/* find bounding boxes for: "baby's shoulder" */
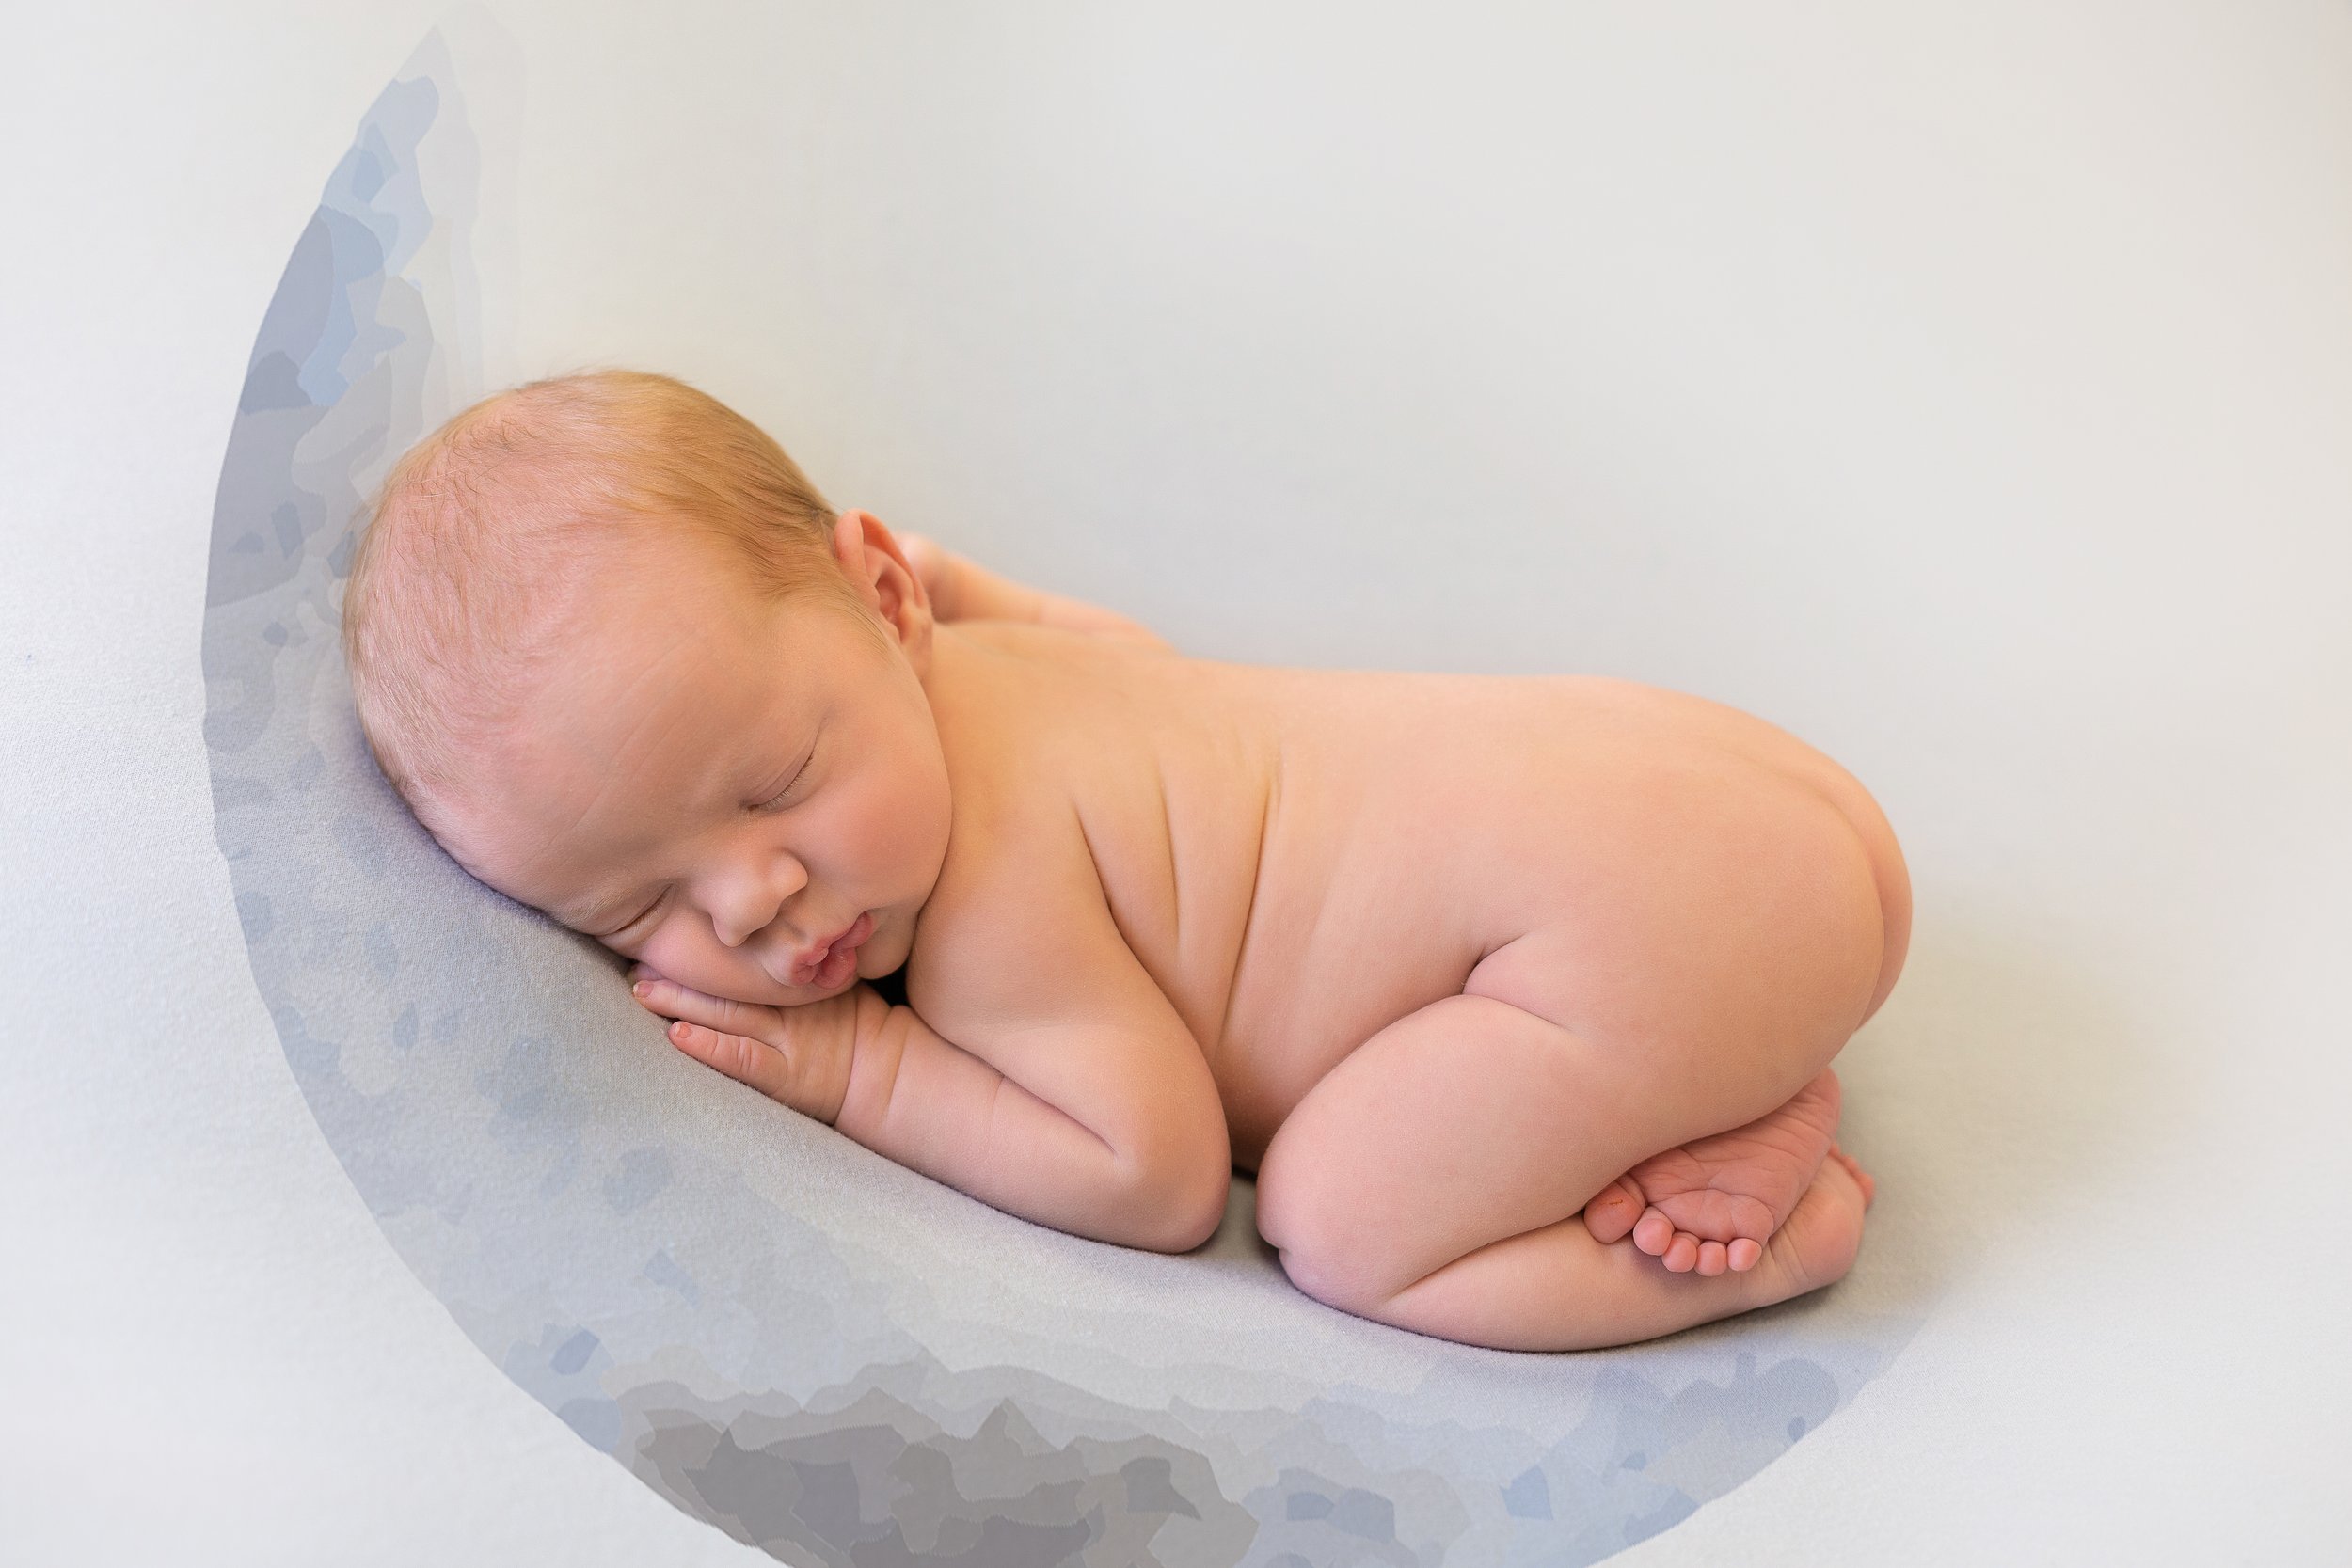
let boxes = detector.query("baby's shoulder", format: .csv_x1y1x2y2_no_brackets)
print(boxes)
900,750,1120,1030
929,621,1186,792
908,630,1177,999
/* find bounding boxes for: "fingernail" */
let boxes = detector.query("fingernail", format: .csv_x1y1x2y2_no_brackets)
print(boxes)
631,981,649,997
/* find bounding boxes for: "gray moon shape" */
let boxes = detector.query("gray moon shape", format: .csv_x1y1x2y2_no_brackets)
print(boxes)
199,20,1922,1567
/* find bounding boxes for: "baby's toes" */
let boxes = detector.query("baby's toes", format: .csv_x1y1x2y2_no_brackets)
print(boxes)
1661,1231,1702,1273
1726,1237,1764,1273
1631,1208,1677,1258
1695,1240,1730,1276
1582,1179,1645,1244
1652,1189,1778,1248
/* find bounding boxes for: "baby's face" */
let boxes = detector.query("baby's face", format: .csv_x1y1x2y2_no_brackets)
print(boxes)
427,525,951,1006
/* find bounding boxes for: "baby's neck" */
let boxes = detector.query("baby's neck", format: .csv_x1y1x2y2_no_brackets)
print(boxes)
918,619,981,705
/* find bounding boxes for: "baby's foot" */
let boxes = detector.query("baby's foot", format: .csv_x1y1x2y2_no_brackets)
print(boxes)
1581,1069,1843,1275
1825,1144,1875,1208
1746,1143,1874,1299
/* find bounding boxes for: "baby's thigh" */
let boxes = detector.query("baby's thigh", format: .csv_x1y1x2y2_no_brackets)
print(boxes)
1252,992,1625,1310
1649,690,1915,1023
1470,772,1886,1108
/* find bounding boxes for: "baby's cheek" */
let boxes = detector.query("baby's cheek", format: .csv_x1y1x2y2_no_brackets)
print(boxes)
628,923,693,985
632,922,751,1001
858,763,946,877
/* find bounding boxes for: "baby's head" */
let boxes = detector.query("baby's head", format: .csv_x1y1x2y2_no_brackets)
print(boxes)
342,369,951,1004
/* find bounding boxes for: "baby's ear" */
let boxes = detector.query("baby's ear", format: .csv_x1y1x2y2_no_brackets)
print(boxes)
834,510,933,660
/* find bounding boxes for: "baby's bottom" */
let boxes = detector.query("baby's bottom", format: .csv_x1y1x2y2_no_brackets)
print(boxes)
1254,819,1898,1352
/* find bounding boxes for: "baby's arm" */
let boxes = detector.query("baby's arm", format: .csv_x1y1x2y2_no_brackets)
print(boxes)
834,978,1223,1251
900,532,1171,651
636,812,1229,1251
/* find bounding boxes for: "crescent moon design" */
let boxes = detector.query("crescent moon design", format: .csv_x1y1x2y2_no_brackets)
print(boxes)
199,18,1917,1561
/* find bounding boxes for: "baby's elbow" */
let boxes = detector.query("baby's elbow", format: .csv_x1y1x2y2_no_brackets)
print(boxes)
1174,1155,1234,1250
1132,1161,1232,1254
1118,1125,1232,1253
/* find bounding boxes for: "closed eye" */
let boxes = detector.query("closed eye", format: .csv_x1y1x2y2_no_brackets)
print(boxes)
589,889,665,942
754,746,815,813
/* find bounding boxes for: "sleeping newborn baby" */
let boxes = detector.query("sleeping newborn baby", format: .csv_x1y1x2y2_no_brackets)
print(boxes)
341,369,1911,1354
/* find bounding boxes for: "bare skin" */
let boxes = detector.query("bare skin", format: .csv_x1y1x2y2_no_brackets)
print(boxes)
429,512,1912,1353
1582,1069,1846,1275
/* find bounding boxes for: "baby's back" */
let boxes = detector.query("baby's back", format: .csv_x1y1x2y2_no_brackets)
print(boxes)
909,620,1886,1170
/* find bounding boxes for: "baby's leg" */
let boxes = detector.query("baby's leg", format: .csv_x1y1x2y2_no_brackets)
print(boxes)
1254,993,1863,1351
1255,807,1886,1349
1389,1145,1871,1353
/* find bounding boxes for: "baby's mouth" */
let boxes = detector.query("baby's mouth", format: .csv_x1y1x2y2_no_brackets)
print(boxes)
791,911,874,989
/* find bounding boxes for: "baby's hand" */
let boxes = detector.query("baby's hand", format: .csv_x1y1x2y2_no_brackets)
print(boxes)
628,969,866,1125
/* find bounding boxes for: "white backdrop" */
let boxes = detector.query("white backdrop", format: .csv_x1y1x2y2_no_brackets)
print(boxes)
5,3,2347,1561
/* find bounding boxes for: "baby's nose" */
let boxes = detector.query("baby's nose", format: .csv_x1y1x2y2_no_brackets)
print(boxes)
707,854,807,947
711,902,776,949
704,883,767,947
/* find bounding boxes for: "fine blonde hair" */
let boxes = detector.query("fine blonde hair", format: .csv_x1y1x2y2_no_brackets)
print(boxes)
340,369,864,816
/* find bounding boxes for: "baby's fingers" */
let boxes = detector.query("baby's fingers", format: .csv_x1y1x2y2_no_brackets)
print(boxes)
663,1019,798,1104
631,977,781,1043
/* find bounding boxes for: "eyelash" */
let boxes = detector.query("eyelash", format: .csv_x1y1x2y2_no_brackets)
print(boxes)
755,751,814,813
598,891,663,940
